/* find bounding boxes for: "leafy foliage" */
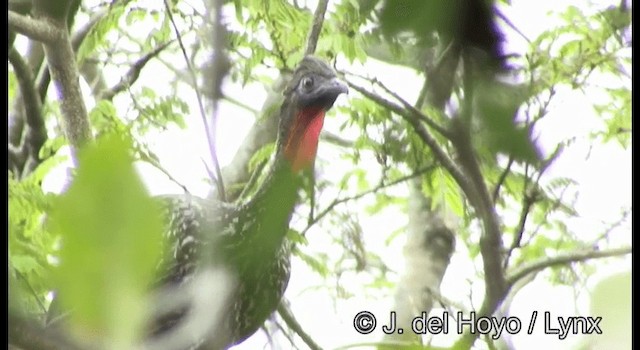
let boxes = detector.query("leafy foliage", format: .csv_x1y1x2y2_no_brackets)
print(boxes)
9,156,63,315
8,0,630,349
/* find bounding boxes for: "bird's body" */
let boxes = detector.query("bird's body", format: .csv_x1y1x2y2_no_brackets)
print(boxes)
149,56,348,349
153,194,292,347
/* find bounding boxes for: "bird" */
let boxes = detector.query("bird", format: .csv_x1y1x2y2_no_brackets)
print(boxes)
149,56,348,349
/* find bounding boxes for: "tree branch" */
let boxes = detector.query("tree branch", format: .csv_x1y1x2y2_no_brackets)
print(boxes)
8,111,26,150
495,8,531,44
277,302,322,350
385,179,456,346
99,41,174,101
222,95,259,115
31,1,92,164
454,246,631,349
9,4,100,178
8,10,59,43
137,151,190,194
305,0,329,56
505,195,534,262
450,58,514,350
8,47,46,177
491,156,514,203
36,8,105,109
352,33,510,350
342,71,451,139
346,81,480,208
506,247,632,288
321,130,354,148
74,10,109,96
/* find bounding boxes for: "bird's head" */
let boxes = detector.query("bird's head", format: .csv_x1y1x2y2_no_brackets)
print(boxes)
278,56,348,173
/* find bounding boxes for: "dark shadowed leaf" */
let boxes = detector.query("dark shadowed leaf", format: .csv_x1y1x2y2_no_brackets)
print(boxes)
378,0,455,44
475,80,541,164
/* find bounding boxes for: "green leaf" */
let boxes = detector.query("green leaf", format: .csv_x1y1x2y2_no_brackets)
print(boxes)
287,229,308,246
77,4,126,64
233,0,244,23
39,136,67,159
586,271,631,349
89,100,125,135
295,249,329,278
134,93,189,133
49,136,162,348
125,7,147,26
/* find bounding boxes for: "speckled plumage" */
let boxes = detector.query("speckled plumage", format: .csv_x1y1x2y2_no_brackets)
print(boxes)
149,57,347,349
153,194,292,348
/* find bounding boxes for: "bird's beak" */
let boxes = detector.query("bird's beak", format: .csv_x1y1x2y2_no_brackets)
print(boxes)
325,78,349,96
306,78,348,110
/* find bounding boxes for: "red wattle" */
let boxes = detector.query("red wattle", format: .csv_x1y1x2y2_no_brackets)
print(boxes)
284,108,326,172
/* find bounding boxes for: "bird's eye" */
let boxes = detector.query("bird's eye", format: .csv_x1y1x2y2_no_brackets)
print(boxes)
301,76,314,90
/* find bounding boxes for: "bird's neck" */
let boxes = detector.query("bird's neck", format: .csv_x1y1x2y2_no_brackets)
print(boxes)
237,158,299,261
241,106,325,252
282,106,326,173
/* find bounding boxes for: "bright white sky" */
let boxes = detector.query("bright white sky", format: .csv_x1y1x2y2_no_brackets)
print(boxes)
39,0,630,349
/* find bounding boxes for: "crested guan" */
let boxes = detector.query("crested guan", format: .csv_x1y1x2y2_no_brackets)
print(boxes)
151,56,348,349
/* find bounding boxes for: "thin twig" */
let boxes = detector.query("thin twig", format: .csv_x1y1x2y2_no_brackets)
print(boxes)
342,70,451,139
495,8,532,44
12,268,47,315
163,0,226,201
491,156,514,203
525,185,571,245
222,95,259,115
270,318,297,349
588,209,631,246
506,247,632,287
414,69,431,111
140,153,190,194
502,190,536,269
277,302,323,350
100,40,174,100
301,165,435,236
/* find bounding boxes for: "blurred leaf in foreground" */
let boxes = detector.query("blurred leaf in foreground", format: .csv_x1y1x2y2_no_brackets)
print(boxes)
49,136,162,348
